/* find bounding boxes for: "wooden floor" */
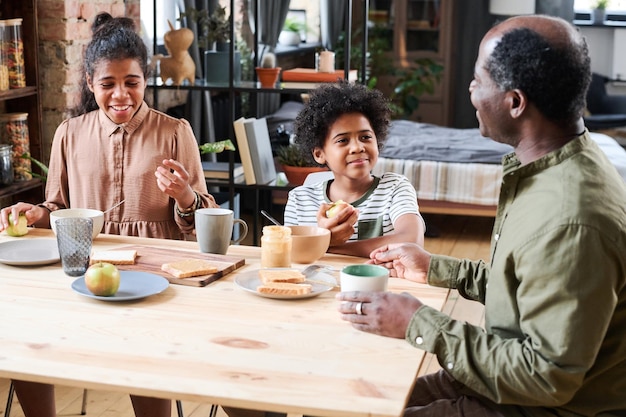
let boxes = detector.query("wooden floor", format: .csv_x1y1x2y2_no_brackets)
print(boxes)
0,213,493,417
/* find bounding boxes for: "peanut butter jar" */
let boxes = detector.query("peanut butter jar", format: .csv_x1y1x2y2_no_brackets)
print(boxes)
261,225,292,268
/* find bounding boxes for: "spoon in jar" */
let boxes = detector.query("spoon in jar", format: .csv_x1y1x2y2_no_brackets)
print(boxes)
261,210,282,226
103,199,125,214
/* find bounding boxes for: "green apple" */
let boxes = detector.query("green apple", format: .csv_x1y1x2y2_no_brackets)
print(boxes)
326,200,351,218
6,213,28,237
84,262,121,296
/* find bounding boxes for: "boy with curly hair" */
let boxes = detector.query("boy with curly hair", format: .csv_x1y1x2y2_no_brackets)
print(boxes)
283,81,424,257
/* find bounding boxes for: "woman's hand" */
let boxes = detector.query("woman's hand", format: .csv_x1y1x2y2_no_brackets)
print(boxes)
0,203,47,231
317,203,358,246
369,243,431,283
155,159,195,209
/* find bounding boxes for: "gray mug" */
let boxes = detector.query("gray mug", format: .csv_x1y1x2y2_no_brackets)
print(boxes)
195,208,248,254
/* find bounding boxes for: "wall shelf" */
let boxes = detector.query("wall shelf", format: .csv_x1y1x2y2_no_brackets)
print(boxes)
0,0,44,205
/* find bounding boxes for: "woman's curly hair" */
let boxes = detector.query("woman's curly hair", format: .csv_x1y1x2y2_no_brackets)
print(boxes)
293,80,391,166
69,12,149,117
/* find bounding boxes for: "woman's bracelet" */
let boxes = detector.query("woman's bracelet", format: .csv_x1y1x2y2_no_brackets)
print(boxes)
37,204,52,213
175,191,201,218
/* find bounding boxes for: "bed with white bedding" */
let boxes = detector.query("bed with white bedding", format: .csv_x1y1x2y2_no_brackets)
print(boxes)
372,120,626,217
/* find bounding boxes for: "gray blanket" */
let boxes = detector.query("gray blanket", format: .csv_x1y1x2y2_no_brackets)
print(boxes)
380,120,514,164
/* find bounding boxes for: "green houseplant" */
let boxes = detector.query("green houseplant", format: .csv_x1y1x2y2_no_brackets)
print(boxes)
278,17,306,46
179,5,230,50
180,6,241,84
591,0,609,23
335,26,443,119
276,144,328,186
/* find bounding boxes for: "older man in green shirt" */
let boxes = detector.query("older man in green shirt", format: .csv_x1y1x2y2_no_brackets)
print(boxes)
337,14,626,417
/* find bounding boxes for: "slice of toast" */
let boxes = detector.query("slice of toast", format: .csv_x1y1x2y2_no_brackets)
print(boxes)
90,250,138,265
258,269,305,284
161,259,219,278
257,282,312,296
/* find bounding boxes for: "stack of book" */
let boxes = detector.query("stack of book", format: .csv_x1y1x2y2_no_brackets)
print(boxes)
233,117,277,185
202,161,244,183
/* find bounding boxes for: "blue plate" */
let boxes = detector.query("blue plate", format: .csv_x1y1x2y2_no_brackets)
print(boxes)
71,271,169,301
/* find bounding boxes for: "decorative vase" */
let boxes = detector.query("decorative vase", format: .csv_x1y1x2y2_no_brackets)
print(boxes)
204,49,241,84
281,165,329,186
255,67,282,88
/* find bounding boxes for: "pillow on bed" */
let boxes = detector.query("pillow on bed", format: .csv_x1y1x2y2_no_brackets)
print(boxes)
266,101,305,149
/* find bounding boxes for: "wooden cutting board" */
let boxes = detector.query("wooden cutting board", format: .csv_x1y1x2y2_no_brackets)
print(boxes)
113,245,245,287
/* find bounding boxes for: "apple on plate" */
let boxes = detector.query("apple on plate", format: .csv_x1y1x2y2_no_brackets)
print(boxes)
6,213,28,237
84,262,121,296
326,200,352,218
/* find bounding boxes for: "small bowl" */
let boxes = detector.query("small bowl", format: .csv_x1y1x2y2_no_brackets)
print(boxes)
288,225,331,264
50,208,105,239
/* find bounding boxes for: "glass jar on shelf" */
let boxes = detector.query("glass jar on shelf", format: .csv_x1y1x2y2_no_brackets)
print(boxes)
3,18,26,89
0,112,31,181
0,143,13,185
0,20,9,91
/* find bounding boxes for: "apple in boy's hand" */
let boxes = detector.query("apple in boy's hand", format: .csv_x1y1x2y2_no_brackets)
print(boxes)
84,262,121,296
326,200,351,218
6,213,28,237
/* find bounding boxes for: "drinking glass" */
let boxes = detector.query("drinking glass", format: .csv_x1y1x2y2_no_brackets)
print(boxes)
55,217,93,277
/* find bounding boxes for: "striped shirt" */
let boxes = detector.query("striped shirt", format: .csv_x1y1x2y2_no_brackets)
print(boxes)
284,172,421,241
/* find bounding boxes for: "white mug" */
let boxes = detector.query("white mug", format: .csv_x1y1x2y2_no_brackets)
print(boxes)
340,264,389,292
195,208,248,254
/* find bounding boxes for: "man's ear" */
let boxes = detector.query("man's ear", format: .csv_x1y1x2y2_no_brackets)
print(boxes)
507,89,527,119
313,147,325,165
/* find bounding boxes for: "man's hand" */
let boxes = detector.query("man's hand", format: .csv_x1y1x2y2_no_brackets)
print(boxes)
369,243,431,283
336,291,423,338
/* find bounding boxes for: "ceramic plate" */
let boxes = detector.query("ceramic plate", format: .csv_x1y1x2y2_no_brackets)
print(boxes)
234,268,336,300
0,238,60,266
71,271,169,301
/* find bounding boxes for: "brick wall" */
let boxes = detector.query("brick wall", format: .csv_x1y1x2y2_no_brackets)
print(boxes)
37,0,140,163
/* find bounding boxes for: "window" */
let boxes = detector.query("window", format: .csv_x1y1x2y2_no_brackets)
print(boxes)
574,0,626,11
140,0,183,54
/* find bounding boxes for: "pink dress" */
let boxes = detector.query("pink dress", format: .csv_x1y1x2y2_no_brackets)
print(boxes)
41,102,216,240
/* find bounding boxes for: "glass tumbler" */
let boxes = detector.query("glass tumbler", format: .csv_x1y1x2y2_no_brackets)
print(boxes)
55,217,93,277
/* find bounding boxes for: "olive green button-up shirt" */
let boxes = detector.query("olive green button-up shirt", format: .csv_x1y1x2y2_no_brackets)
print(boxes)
406,132,626,416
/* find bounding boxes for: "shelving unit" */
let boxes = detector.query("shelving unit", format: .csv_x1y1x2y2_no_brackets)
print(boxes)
150,0,366,243
366,0,455,125
0,0,44,204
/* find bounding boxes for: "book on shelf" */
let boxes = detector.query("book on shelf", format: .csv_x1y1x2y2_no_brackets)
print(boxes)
281,68,358,83
243,117,277,185
202,161,244,180
233,117,256,185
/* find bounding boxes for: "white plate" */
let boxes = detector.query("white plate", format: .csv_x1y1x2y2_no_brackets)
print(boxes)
0,238,60,266
71,271,169,301
234,269,336,300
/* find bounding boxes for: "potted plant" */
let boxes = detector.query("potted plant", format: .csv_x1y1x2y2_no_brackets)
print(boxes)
278,17,305,46
180,6,230,50
180,6,240,84
389,58,444,119
255,52,281,88
276,144,328,186
592,0,609,24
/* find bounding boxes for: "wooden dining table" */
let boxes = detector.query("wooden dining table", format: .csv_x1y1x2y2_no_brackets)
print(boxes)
0,229,450,417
